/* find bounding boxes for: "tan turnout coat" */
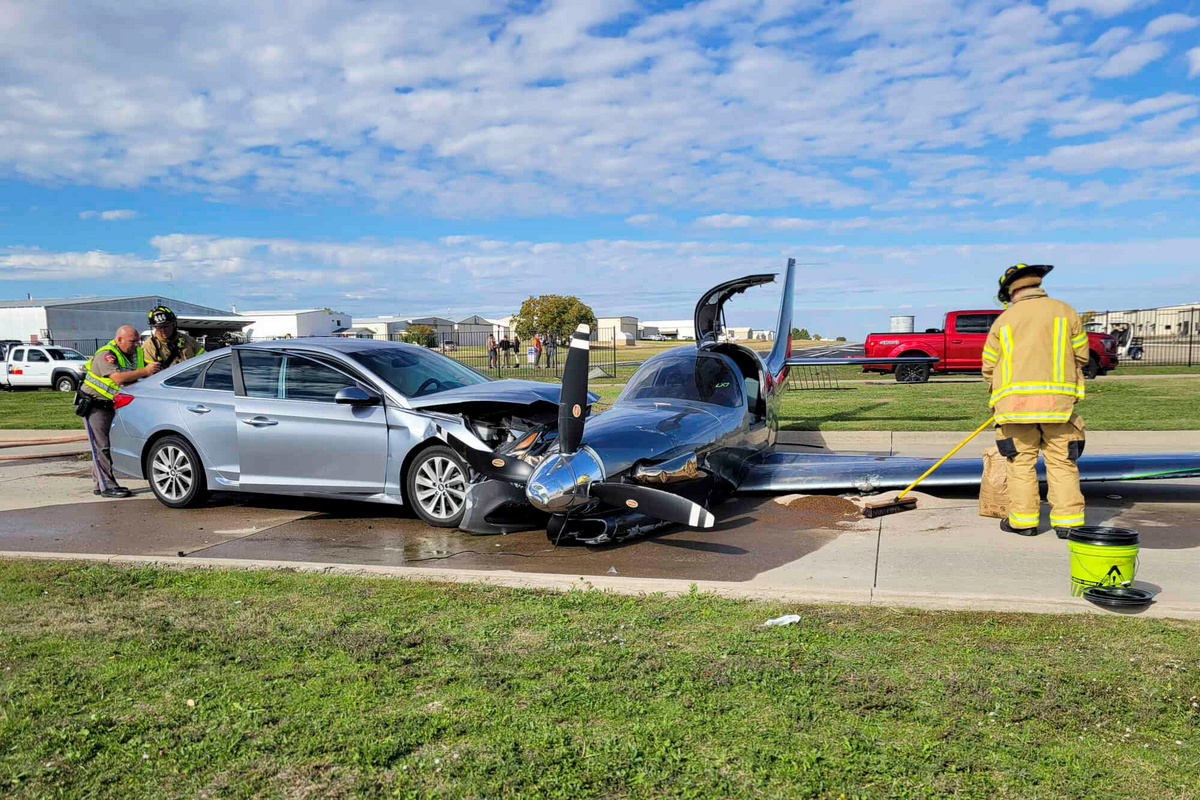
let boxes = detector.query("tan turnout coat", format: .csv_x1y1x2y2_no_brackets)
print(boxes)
981,288,1089,424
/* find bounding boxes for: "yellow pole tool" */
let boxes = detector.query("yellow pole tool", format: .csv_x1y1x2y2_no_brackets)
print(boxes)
862,415,996,518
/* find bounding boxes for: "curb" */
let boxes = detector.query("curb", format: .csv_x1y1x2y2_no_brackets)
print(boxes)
4,551,1196,620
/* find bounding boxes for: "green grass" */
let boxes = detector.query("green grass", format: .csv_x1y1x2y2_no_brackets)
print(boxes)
778,376,1200,431
5,373,1199,432
0,390,80,431
0,562,1197,798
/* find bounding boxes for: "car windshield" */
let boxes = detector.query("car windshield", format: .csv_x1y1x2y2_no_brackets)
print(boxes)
617,352,743,408
46,348,86,361
348,346,491,397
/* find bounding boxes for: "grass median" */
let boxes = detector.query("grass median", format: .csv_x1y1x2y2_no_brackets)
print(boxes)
4,374,1198,432
1,562,1197,798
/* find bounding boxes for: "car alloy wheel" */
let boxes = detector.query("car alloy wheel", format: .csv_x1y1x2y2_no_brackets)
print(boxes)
55,375,77,392
147,435,209,509
408,445,469,527
895,362,930,383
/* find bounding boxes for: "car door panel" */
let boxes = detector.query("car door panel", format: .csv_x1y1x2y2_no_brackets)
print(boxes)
23,349,52,386
234,351,388,494
948,313,999,370
178,356,240,482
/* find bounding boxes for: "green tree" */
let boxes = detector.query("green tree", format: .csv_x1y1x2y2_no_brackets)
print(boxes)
513,295,596,341
793,327,811,340
399,324,436,348
812,333,822,341
836,336,847,342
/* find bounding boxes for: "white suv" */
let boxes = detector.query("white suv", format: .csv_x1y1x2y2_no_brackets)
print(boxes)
1,345,89,392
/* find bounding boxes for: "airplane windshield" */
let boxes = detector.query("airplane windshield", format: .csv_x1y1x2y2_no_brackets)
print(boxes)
348,347,491,397
617,353,743,408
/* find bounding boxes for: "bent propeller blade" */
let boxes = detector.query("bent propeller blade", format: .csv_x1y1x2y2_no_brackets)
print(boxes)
590,483,716,529
558,323,590,455
459,447,534,484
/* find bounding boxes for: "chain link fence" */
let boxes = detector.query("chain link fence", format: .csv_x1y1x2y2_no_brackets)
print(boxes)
1087,305,1200,367
47,328,620,383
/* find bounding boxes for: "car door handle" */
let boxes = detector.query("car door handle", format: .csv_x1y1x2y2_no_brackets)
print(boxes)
241,416,278,427
186,405,210,414
951,339,963,344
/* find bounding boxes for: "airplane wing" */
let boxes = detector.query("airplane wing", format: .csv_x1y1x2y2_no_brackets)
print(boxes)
738,451,1200,494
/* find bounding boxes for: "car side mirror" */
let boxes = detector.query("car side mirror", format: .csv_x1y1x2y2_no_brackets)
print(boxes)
335,386,381,406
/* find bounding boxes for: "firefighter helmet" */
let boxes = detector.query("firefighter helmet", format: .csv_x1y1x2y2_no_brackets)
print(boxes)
997,263,1053,304
148,305,177,326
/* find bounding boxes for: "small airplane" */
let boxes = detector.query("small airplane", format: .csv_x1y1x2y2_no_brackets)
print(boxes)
446,259,1200,544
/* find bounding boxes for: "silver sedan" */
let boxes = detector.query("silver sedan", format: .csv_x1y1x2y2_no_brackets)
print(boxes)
110,338,565,528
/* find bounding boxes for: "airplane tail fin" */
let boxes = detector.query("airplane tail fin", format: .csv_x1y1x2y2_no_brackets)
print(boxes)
765,257,795,380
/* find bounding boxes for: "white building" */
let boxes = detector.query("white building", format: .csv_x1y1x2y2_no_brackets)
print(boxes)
724,326,754,341
240,309,351,339
642,319,696,340
0,295,249,348
354,316,409,340
1088,303,1199,338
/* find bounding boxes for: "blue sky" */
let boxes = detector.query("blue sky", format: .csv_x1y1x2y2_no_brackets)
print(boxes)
1,0,1198,338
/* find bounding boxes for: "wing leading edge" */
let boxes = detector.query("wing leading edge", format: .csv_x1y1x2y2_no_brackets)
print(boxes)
738,451,1200,494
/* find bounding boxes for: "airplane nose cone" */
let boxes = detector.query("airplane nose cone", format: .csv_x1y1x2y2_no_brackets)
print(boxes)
525,449,604,513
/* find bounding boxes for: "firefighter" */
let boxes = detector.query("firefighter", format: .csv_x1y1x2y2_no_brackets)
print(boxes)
982,264,1089,537
78,326,161,497
142,305,204,368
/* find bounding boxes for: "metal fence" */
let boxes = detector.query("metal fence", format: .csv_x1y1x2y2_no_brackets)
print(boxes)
1086,305,1200,367
47,328,620,383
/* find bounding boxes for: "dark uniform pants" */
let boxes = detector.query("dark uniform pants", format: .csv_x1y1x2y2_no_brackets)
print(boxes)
996,417,1086,530
83,405,118,492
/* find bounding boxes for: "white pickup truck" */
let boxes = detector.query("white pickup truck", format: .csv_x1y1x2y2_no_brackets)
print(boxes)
1,344,90,392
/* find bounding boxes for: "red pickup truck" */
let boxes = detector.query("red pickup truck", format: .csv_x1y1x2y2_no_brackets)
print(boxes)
862,310,1119,383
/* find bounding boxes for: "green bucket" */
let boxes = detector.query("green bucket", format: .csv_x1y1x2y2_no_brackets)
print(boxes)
1068,526,1139,597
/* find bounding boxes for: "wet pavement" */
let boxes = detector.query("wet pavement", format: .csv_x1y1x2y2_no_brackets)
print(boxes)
0,490,865,582
2,451,1199,617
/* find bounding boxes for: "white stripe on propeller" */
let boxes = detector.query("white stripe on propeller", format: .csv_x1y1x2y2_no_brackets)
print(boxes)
688,505,716,529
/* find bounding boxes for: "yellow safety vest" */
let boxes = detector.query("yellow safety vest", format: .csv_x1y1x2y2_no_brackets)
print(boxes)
84,342,146,400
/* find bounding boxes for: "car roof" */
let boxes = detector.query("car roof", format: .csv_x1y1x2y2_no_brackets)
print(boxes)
232,337,427,357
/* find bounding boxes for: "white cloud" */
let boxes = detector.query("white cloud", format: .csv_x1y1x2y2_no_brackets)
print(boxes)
1096,41,1169,77
694,214,757,229
1189,47,1200,77
1143,14,1198,38
0,1,1194,216
625,214,669,227
7,233,1198,336
1048,0,1148,18
78,209,138,220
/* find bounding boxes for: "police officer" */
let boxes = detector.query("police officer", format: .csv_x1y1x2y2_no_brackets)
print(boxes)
982,264,1089,537
80,325,161,498
142,305,204,368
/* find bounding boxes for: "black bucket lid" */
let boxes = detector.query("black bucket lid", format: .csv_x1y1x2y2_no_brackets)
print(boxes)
1083,586,1154,609
1068,526,1139,546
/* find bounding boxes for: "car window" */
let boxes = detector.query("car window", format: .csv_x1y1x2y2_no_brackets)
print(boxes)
348,346,490,397
162,360,206,388
617,353,743,408
955,314,999,334
282,356,354,402
26,350,48,362
47,348,86,361
11,349,25,362
240,351,284,398
199,356,234,392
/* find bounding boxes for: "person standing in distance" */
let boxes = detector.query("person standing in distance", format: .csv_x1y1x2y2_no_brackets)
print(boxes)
142,305,204,369
80,326,162,498
982,264,1089,538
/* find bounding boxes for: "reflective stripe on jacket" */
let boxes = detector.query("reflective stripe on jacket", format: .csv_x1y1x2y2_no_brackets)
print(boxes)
980,288,1089,424
83,342,146,400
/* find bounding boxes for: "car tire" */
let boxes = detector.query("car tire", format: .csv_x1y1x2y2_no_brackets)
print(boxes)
895,362,931,383
146,435,209,509
406,444,470,528
54,374,78,392
1082,354,1101,380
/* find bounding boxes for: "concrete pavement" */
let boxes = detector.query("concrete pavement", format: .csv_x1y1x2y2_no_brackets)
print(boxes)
2,432,1198,618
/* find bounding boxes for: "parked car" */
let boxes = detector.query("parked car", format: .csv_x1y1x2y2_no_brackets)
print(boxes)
1,344,89,391
109,339,588,527
862,310,1119,382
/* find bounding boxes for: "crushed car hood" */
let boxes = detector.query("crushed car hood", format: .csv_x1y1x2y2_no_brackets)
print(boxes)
405,379,600,411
